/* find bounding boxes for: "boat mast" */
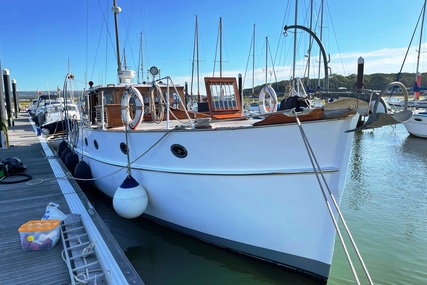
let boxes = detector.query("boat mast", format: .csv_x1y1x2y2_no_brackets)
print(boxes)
220,17,223,78
265,36,268,84
317,0,324,88
112,0,123,81
123,48,127,69
415,0,427,94
292,0,298,89
195,16,200,101
252,23,256,95
137,32,143,84
190,15,201,102
306,0,314,87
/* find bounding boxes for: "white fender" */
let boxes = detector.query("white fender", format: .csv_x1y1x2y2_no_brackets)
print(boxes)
259,85,278,114
121,86,144,130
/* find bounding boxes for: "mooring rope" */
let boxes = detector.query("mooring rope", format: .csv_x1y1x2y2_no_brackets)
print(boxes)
292,109,374,285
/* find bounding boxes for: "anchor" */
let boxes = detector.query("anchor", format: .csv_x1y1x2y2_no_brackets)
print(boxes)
346,81,413,132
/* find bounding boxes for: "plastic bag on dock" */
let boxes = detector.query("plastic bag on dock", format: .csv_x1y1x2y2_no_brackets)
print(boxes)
1,157,26,173
41,202,67,221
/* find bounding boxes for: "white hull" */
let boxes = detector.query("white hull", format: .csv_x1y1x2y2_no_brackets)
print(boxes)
40,103,80,136
70,114,359,279
403,110,427,138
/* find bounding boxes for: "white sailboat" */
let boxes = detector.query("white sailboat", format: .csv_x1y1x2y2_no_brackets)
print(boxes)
63,1,410,281
403,0,427,138
404,109,427,138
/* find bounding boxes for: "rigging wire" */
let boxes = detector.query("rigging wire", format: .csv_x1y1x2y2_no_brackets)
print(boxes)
293,110,374,285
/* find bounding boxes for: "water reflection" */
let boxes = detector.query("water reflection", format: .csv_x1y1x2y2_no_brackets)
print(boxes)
400,135,427,160
331,125,427,285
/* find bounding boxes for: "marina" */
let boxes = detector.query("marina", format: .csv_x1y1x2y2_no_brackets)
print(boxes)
1,111,426,284
1,1,427,284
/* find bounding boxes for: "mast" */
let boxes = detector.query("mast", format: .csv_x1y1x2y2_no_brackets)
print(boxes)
252,23,256,95
306,0,314,86
190,15,201,102
112,0,122,80
415,0,427,99
292,0,298,89
123,48,127,70
265,36,268,84
137,32,143,83
220,17,223,78
213,17,224,78
196,16,200,101
317,0,324,88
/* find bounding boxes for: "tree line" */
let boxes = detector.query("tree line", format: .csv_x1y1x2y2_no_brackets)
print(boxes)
243,72,423,97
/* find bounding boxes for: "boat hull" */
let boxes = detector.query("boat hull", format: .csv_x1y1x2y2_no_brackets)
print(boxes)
403,110,427,138
70,115,358,279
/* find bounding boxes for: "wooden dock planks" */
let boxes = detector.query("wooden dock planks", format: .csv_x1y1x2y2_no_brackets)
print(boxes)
0,115,144,285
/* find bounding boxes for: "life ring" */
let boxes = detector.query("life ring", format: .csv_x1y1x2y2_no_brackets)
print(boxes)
121,86,144,130
259,85,278,114
148,83,166,123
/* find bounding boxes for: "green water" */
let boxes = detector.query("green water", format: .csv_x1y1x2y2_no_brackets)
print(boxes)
95,124,427,285
328,125,427,285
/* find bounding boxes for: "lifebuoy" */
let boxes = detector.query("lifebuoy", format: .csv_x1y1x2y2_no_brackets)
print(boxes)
121,86,144,130
259,85,278,114
148,83,166,123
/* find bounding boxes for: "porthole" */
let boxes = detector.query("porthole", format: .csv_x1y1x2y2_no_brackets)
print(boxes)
120,142,128,154
94,139,99,150
171,144,187,158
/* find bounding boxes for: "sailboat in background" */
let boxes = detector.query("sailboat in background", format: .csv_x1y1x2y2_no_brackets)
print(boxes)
40,75,81,137
403,0,427,138
258,36,279,114
189,15,202,110
62,0,412,281
243,26,278,116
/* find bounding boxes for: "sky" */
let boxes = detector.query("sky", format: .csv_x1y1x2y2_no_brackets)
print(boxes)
0,0,426,92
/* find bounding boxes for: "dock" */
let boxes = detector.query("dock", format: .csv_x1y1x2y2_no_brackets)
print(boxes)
0,115,144,285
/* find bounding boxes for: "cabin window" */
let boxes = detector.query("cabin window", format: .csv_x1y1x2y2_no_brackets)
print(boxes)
103,93,114,104
209,83,237,110
204,77,241,113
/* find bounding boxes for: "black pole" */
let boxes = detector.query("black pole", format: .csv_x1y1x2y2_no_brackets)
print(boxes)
238,73,243,110
0,64,9,147
184,81,188,106
356,57,365,89
12,79,19,118
3,69,13,126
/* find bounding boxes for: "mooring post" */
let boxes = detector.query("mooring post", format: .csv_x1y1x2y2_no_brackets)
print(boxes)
238,73,243,112
356,57,365,89
3,69,13,126
0,66,9,148
12,79,19,118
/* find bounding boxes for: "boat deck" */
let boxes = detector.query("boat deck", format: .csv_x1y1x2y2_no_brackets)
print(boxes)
0,114,144,284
